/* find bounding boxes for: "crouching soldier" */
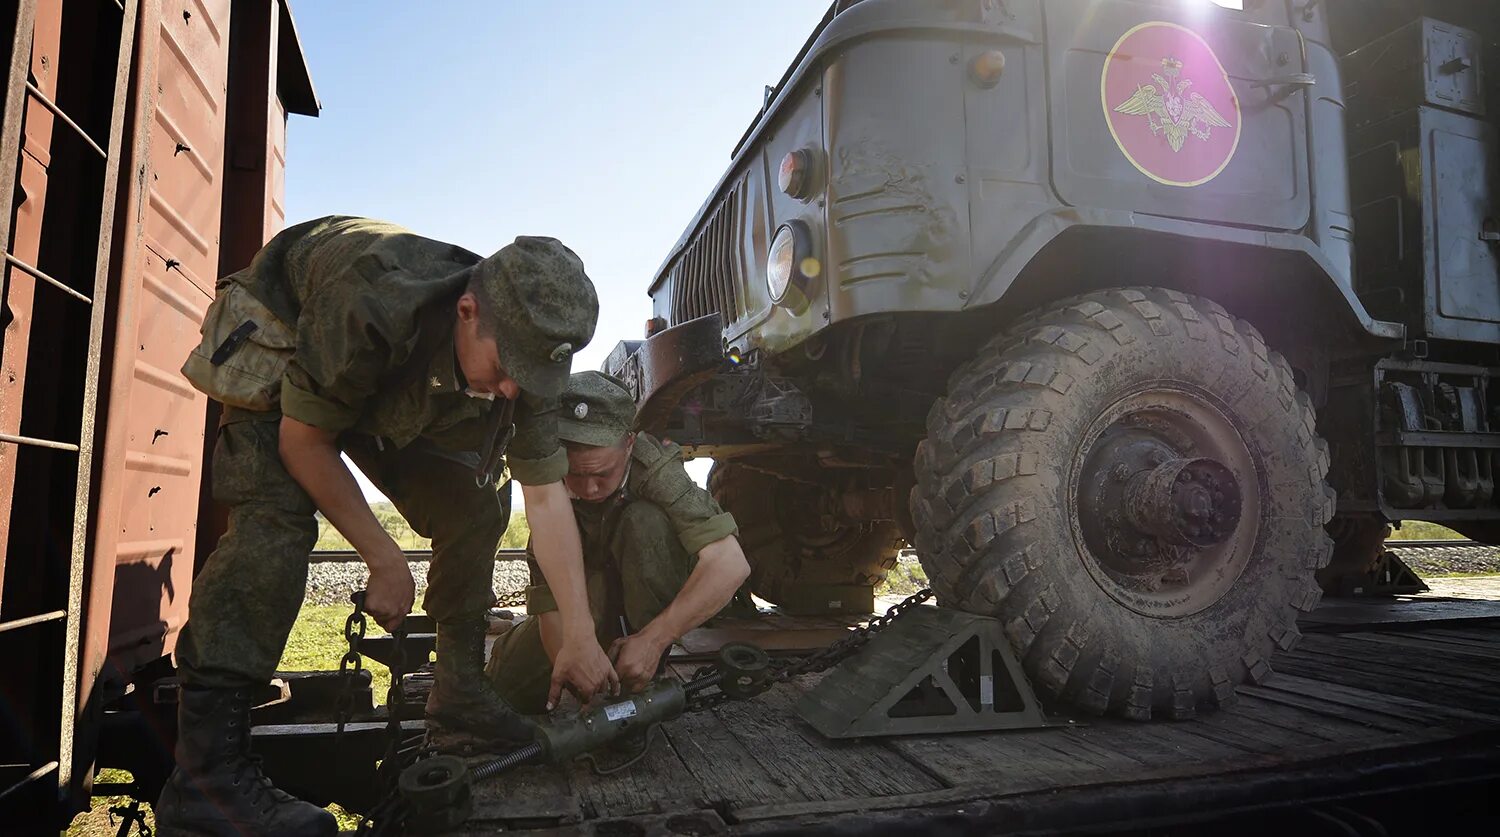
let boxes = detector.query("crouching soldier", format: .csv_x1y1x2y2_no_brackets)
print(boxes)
157,216,618,836
486,370,751,709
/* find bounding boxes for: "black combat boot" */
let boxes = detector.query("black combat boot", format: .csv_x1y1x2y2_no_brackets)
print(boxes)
425,615,540,753
155,686,336,837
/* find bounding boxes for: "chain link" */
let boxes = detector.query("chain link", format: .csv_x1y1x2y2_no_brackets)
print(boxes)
738,459,824,490
493,589,527,609
335,592,369,744
684,587,934,712
379,620,409,774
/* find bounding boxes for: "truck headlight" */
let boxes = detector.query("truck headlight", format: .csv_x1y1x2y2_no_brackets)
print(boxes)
767,222,815,305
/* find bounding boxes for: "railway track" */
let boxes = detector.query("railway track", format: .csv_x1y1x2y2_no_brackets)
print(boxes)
1386,538,1500,578
1386,538,1483,549
308,548,527,563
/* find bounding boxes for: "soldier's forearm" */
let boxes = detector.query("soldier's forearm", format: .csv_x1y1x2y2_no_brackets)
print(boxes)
537,611,564,663
278,416,405,572
641,536,751,645
520,481,595,642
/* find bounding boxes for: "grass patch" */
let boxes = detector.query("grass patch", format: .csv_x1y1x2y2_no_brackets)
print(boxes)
877,557,930,597
66,606,396,835
1388,521,1466,540
282,603,395,704
65,769,149,837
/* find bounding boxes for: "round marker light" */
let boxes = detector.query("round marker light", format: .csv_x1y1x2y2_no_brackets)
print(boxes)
969,49,1006,88
779,149,814,200
767,224,798,303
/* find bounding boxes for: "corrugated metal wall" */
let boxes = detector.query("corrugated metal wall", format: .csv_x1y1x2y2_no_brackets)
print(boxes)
0,0,316,824
86,0,231,690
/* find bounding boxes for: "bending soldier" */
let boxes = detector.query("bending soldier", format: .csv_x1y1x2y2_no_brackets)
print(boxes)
486,370,751,709
158,216,616,836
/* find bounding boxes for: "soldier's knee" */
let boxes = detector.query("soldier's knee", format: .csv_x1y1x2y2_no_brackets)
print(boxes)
434,486,508,546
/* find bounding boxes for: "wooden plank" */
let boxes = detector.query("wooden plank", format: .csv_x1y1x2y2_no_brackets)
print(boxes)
1340,632,1500,662
711,676,944,802
1191,703,1347,750
1302,598,1500,628
1273,656,1500,715
1028,727,1153,771
564,722,707,819
1238,685,1432,734
661,694,810,809
1289,638,1500,688
469,762,581,827
1230,694,1392,744
1258,673,1500,726
890,728,1103,787
1390,631,1500,653
1420,627,1500,644
1063,720,1237,765
731,726,1493,825
1156,717,1288,755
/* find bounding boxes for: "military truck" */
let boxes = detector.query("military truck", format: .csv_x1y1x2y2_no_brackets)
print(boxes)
603,0,1500,721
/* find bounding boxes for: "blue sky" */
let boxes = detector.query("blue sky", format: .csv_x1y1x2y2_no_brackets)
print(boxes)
282,1,831,500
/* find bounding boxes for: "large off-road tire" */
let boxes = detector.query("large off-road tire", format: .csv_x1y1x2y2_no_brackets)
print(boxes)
911,287,1335,720
709,461,902,609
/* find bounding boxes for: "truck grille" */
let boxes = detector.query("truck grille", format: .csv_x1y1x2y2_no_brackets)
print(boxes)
669,183,741,327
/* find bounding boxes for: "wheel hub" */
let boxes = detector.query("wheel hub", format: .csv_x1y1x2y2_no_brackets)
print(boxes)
1122,456,1242,548
1073,387,1260,617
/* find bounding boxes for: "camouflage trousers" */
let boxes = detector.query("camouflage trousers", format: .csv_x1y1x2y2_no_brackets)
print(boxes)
176,410,509,689
483,500,696,714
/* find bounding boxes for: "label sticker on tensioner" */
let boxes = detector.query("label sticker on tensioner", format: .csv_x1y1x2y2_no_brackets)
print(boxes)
605,700,638,722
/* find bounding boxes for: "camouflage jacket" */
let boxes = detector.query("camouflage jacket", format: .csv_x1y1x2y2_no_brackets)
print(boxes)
523,432,740,611
217,215,565,485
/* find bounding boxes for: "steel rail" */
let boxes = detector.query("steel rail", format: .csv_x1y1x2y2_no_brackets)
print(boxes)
3,253,94,304
24,81,107,158
309,548,528,564
0,762,58,804
0,610,67,634
0,432,81,452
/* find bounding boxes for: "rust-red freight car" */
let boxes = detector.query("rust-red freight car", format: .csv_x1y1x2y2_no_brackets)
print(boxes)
0,0,316,828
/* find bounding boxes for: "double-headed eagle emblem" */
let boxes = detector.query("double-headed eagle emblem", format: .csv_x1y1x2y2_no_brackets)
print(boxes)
1113,57,1232,152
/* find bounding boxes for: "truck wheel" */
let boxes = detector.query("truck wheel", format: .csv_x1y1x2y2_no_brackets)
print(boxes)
910,287,1334,720
709,461,902,613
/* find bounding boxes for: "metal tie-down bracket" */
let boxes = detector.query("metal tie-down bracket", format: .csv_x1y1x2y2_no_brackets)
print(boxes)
795,606,1053,738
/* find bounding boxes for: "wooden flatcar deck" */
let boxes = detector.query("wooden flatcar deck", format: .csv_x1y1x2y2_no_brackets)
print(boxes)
453,593,1500,835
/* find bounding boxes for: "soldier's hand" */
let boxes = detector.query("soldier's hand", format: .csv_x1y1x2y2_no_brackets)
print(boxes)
608,632,670,695
548,637,620,711
365,563,415,631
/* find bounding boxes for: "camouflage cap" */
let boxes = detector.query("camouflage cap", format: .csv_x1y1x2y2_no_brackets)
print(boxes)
556,371,636,447
475,236,598,398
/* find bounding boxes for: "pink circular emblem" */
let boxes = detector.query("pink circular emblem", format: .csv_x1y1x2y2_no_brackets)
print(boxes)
1101,21,1241,187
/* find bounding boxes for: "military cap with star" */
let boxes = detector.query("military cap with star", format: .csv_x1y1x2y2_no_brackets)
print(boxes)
474,235,599,398
556,370,637,447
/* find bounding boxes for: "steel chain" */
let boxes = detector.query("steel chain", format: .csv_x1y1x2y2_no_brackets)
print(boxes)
738,459,824,490
378,620,409,778
493,589,527,609
335,592,368,744
684,587,934,712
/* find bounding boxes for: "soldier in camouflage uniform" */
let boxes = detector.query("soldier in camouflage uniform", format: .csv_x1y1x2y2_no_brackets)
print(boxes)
157,216,617,837
485,371,750,711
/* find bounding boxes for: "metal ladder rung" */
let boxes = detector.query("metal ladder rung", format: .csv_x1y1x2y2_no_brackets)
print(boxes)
0,762,60,804
0,610,67,634
24,81,106,159
4,253,93,304
0,431,82,452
